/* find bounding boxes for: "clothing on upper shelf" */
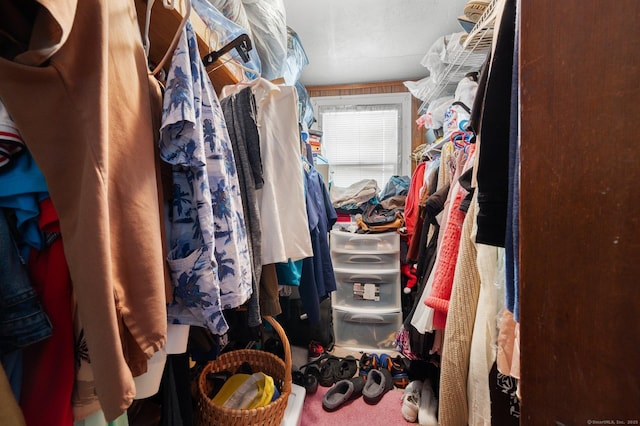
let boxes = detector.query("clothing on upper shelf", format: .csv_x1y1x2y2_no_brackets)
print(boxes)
161,22,252,335
222,79,313,265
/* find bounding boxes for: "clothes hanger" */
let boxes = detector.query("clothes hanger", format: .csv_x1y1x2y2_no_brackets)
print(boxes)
202,34,252,67
205,34,260,85
144,0,192,76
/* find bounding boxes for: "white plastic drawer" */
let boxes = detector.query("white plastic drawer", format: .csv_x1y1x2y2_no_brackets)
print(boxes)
333,307,402,351
332,268,401,310
330,230,399,254
330,251,398,270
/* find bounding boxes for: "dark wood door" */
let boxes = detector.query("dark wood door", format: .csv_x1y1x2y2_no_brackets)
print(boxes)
520,0,640,424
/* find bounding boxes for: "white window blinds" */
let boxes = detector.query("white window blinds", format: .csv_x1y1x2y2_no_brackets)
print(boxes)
318,104,401,188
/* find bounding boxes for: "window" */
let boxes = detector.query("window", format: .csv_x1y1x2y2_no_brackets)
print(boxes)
312,93,412,189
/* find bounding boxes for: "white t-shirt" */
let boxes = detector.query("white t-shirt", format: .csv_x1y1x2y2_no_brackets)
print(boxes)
222,79,313,264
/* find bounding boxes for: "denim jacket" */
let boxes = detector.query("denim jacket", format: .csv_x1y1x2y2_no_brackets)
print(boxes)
0,210,52,356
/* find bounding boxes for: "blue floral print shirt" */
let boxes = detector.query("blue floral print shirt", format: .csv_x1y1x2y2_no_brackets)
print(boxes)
160,22,252,335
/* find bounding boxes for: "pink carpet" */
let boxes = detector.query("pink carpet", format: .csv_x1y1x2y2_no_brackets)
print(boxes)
300,385,414,426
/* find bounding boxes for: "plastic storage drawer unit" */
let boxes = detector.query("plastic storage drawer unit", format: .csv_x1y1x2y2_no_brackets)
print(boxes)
332,307,402,351
330,251,399,270
332,267,401,310
330,230,399,254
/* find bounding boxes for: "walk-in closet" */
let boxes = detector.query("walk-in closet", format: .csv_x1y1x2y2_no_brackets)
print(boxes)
0,0,638,425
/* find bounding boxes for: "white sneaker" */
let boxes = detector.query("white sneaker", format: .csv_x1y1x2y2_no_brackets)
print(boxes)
401,380,423,422
418,378,438,426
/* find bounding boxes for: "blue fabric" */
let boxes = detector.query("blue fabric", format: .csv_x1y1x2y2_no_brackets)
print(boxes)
0,151,48,254
299,162,337,324
2,350,23,400
0,210,52,356
161,23,252,335
275,259,303,286
505,4,520,322
379,175,411,201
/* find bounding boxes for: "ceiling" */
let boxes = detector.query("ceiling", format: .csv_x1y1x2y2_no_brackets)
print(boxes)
282,0,471,87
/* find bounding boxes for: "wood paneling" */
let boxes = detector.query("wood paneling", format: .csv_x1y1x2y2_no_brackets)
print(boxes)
520,0,640,423
307,81,424,173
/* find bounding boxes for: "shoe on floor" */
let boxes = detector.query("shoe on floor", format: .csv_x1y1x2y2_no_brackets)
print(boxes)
292,365,319,395
308,340,325,363
377,353,392,371
390,355,410,389
302,364,321,394
362,368,393,405
335,355,358,381
318,356,341,387
358,352,378,379
322,377,365,412
418,379,438,426
401,380,423,422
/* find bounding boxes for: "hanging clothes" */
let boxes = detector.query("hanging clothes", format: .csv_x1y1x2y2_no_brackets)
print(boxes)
222,79,313,265
298,161,337,324
0,100,49,257
21,199,75,426
409,143,457,338
0,209,52,358
0,0,168,419
220,87,264,327
404,161,426,248
424,145,476,330
437,191,481,426
467,244,505,426
407,158,439,263
474,0,516,249
161,22,252,335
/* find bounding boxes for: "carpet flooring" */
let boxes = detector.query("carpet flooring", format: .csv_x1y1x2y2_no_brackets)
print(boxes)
300,384,414,426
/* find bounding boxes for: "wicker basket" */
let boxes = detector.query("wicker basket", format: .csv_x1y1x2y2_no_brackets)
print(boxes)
196,316,292,426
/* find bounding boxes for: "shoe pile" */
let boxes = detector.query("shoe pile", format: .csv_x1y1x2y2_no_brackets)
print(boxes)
358,352,410,389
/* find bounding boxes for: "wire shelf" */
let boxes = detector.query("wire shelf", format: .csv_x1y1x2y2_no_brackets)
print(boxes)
417,0,499,114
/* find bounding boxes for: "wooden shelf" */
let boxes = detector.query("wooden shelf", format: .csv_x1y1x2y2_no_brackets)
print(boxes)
134,0,240,93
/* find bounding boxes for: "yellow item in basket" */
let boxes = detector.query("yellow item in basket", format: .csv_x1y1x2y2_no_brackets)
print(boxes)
211,374,251,406
248,373,275,409
218,372,275,409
